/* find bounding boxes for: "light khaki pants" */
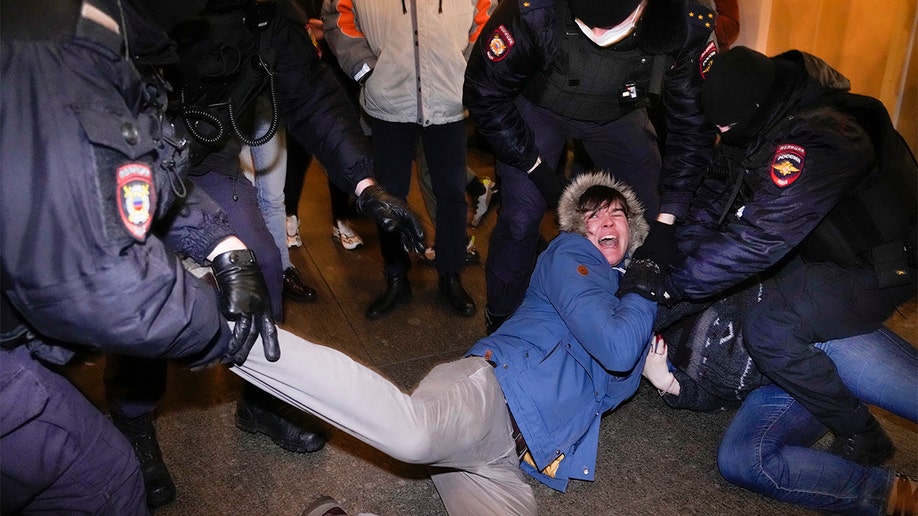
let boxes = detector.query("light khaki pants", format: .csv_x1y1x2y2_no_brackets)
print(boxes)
233,329,537,515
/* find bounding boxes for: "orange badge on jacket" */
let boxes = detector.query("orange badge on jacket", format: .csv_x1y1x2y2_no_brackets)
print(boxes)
770,144,805,187
577,265,589,276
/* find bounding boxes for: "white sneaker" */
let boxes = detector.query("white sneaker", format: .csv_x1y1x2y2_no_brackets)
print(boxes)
286,215,302,248
470,177,496,227
332,219,364,250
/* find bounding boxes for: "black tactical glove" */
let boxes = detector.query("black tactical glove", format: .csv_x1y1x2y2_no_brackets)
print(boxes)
618,258,681,307
632,221,680,270
211,249,280,366
528,161,567,207
356,184,426,254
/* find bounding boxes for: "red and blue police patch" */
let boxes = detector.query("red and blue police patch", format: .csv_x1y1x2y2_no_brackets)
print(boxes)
117,163,156,241
487,25,514,62
770,144,805,187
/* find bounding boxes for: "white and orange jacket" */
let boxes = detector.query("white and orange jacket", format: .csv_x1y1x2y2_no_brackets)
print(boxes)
322,0,496,126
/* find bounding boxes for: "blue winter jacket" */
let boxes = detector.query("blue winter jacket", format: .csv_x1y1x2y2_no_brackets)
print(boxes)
468,232,656,491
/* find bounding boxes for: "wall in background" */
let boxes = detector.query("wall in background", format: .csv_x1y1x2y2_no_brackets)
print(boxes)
730,0,916,151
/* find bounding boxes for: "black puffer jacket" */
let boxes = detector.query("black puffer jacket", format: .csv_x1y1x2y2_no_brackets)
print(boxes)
670,51,916,299
463,0,717,216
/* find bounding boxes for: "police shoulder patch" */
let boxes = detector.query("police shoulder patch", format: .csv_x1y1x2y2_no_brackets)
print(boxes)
699,40,716,79
770,144,805,187
487,25,515,62
117,163,156,241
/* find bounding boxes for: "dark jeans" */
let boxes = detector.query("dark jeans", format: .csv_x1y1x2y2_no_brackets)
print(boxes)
718,328,915,515
486,97,661,316
369,117,468,277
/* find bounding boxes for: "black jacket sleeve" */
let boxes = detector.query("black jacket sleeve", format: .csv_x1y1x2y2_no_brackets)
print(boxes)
269,8,374,194
463,0,550,172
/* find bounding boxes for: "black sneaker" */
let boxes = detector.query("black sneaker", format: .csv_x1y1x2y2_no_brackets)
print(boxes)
828,414,895,466
111,413,176,509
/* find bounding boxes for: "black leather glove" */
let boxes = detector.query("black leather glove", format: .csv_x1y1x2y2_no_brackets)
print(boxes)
632,221,680,270
211,249,280,365
356,184,426,254
618,258,681,307
528,161,567,207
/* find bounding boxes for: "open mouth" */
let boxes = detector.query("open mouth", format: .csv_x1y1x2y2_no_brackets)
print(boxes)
598,235,618,248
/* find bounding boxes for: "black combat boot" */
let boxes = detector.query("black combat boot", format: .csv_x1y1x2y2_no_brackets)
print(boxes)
111,413,176,509
485,308,511,335
828,413,896,466
438,274,476,317
365,273,411,319
235,384,327,453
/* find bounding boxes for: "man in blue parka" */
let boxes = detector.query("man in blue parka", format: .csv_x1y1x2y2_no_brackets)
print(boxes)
229,172,655,514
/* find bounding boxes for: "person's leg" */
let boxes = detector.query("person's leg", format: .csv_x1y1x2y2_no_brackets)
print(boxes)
421,121,468,277
416,142,439,227
717,384,893,515
578,108,661,221
233,332,535,513
104,355,174,507
421,121,477,316
1,346,148,515
246,125,318,303
365,117,416,318
188,171,284,318
284,132,311,248
744,262,915,440
246,113,291,270
818,327,918,423
485,98,567,331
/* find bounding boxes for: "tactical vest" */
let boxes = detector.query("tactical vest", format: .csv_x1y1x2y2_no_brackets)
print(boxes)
522,1,662,122
521,0,714,123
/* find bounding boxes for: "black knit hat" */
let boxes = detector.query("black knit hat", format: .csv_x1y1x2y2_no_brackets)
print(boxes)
568,0,643,28
701,46,777,126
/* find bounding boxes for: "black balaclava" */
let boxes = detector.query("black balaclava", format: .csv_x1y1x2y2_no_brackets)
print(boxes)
701,46,777,145
568,0,642,28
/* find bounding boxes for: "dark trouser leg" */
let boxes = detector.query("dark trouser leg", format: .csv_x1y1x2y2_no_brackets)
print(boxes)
421,121,468,277
2,346,148,515
485,98,566,319
189,172,284,319
743,262,916,435
284,133,311,216
368,117,416,276
104,355,176,508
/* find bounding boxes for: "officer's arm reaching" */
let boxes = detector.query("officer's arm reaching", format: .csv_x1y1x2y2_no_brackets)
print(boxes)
206,238,280,366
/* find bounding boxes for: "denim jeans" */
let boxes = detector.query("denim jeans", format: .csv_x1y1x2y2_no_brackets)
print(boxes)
717,327,916,515
242,98,291,270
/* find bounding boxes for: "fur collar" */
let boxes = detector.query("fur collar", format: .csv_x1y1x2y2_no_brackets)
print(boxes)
557,172,650,260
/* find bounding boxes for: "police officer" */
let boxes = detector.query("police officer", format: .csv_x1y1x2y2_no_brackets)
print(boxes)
463,0,718,333
1,0,280,512
104,0,428,508
1,0,426,511
621,47,917,466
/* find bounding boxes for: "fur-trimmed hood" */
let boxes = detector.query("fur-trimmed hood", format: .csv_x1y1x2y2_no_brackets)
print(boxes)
557,172,650,260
